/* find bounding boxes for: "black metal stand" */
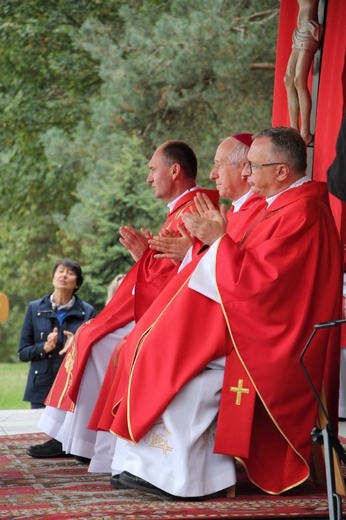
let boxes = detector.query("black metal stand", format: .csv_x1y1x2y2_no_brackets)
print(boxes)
311,424,345,520
300,319,346,520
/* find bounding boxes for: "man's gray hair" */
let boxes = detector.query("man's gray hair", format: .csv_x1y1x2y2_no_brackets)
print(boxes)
221,137,249,164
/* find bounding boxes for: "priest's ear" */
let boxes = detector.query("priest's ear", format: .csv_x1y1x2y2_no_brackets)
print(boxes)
170,162,182,178
276,163,290,182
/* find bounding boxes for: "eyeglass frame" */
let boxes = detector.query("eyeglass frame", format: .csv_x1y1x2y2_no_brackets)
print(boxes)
245,161,283,175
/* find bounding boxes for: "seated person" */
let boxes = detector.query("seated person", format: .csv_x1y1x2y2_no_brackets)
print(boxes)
27,140,218,459
93,127,341,498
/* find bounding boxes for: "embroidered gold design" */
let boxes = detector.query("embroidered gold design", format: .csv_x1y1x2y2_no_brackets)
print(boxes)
201,420,217,451
230,379,249,405
143,422,173,455
57,338,77,408
54,319,92,410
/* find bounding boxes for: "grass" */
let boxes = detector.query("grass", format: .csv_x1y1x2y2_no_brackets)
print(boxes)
0,363,31,410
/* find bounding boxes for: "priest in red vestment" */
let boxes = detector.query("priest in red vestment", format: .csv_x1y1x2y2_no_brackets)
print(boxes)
44,140,218,412
89,133,265,440
26,140,218,459
98,127,341,497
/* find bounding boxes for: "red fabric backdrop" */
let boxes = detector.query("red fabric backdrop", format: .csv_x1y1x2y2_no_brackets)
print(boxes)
272,0,346,239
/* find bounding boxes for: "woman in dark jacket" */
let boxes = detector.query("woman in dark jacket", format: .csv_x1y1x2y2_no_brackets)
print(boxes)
18,258,95,409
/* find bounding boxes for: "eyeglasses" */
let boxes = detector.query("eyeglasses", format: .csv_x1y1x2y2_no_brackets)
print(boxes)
245,161,283,174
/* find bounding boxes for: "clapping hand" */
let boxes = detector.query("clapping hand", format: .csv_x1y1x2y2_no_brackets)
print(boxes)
182,192,227,246
119,226,153,261
59,331,75,355
148,225,194,263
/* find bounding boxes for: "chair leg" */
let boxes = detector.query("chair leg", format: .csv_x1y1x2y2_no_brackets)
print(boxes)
311,441,346,496
331,449,346,496
311,387,346,496
310,441,326,486
226,484,236,497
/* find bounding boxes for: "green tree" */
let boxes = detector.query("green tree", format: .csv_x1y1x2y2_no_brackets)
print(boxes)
0,0,122,359
41,0,278,294
0,0,278,361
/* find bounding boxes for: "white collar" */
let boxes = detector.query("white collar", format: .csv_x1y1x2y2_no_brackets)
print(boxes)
167,185,200,212
232,190,254,212
266,176,311,207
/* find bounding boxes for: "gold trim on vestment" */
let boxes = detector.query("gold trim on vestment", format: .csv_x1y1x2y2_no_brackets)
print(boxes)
165,200,195,231
234,456,309,495
57,339,77,409
214,225,310,494
126,274,194,443
109,428,136,445
45,320,92,412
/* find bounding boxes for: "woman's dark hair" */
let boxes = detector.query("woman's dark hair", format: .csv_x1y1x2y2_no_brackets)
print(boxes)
52,258,84,293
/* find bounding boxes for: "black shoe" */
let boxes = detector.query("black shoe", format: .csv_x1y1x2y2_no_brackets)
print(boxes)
74,456,91,464
119,471,175,499
118,471,226,501
26,438,70,458
110,474,130,490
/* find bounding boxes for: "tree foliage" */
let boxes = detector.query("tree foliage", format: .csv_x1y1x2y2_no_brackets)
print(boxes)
0,0,279,361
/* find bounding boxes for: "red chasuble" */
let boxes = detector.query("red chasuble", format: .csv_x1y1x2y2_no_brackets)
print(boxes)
88,194,265,431
97,182,341,495
44,187,218,411
214,181,342,494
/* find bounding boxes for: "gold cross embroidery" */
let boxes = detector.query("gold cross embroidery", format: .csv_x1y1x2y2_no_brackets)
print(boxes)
148,433,173,455
230,379,249,405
